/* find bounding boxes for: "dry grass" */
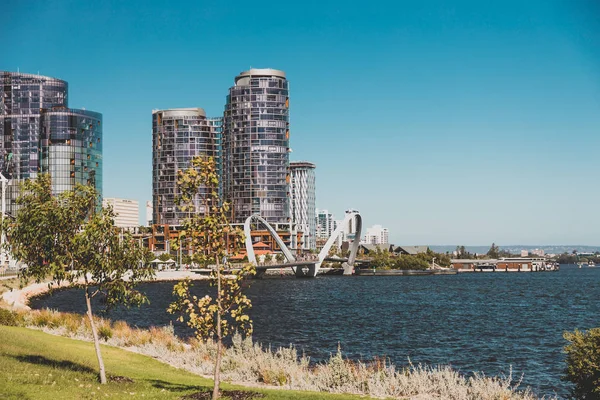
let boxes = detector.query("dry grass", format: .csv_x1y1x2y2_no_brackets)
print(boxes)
7,308,551,400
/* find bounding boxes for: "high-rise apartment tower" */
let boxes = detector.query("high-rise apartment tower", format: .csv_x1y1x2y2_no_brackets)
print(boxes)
40,107,103,196
223,68,290,224
290,161,316,250
152,108,221,226
0,71,102,214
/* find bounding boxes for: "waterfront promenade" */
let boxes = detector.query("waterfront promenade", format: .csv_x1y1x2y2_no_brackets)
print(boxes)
1,270,209,311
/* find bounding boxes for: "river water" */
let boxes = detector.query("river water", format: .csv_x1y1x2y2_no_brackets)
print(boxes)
30,265,600,398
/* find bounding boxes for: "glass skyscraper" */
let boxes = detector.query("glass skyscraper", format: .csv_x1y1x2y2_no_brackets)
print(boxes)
40,108,103,196
152,108,221,226
290,161,316,250
0,71,102,214
223,68,290,225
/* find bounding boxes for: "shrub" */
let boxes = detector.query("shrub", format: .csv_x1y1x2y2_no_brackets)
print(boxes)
564,328,600,399
0,308,23,326
62,313,84,335
97,323,113,341
258,368,288,386
393,255,430,270
31,309,53,327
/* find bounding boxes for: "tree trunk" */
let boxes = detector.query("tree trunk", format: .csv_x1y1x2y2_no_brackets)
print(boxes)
212,259,222,400
85,287,107,384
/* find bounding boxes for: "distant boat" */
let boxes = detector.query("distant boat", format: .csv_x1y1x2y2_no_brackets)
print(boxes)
589,261,596,267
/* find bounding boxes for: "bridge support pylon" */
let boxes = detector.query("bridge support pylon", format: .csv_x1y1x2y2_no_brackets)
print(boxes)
342,262,354,276
294,264,316,278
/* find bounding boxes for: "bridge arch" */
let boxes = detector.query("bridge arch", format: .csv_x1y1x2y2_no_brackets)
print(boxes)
316,211,362,276
243,214,296,265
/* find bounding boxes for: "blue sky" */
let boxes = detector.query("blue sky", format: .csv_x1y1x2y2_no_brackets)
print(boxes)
3,0,600,245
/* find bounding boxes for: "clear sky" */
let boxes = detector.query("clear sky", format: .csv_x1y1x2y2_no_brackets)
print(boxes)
2,0,600,245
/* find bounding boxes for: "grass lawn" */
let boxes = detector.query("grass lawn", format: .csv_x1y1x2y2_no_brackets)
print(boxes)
0,326,378,400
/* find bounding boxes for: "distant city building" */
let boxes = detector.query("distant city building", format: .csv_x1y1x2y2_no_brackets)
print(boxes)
530,248,545,257
145,201,152,226
520,250,529,257
103,198,139,228
362,224,389,245
290,161,316,250
223,68,290,225
0,71,102,214
316,209,336,239
152,108,221,226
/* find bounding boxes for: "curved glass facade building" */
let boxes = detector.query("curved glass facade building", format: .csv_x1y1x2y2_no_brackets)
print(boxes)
152,108,222,226
290,161,316,250
40,108,103,196
223,68,290,224
0,72,68,181
0,71,102,215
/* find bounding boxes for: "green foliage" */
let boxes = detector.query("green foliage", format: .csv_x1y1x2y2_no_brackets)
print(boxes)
70,205,154,309
172,156,242,263
393,255,430,270
487,243,500,259
564,328,600,399
97,324,113,341
414,249,451,268
2,174,154,309
1,174,154,384
454,245,474,259
158,253,174,262
167,156,255,399
275,253,285,263
370,248,393,269
0,308,23,327
142,248,156,264
365,247,451,270
169,266,255,340
168,156,255,340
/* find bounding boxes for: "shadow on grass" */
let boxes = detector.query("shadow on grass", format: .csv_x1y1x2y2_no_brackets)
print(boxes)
12,354,96,375
150,379,206,393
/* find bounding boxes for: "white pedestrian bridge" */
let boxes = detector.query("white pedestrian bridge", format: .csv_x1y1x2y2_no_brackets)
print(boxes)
243,211,362,277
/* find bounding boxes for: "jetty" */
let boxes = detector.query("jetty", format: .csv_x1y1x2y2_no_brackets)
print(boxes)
451,258,559,273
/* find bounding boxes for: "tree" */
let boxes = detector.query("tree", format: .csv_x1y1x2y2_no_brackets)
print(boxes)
564,328,600,399
393,255,430,270
487,243,500,259
275,252,286,263
415,248,451,268
328,246,339,257
167,156,254,400
371,247,393,269
455,245,472,259
2,175,153,384
182,254,193,265
158,253,174,262
142,248,156,265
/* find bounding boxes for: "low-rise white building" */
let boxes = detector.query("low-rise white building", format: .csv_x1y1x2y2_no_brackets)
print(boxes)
103,198,139,229
362,224,389,245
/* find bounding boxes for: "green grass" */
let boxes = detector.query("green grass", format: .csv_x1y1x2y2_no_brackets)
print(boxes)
0,326,377,400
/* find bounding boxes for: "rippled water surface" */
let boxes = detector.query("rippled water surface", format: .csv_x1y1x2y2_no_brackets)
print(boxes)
30,265,600,398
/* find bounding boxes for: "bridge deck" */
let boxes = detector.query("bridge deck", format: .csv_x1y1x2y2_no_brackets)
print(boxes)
255,261,316,270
